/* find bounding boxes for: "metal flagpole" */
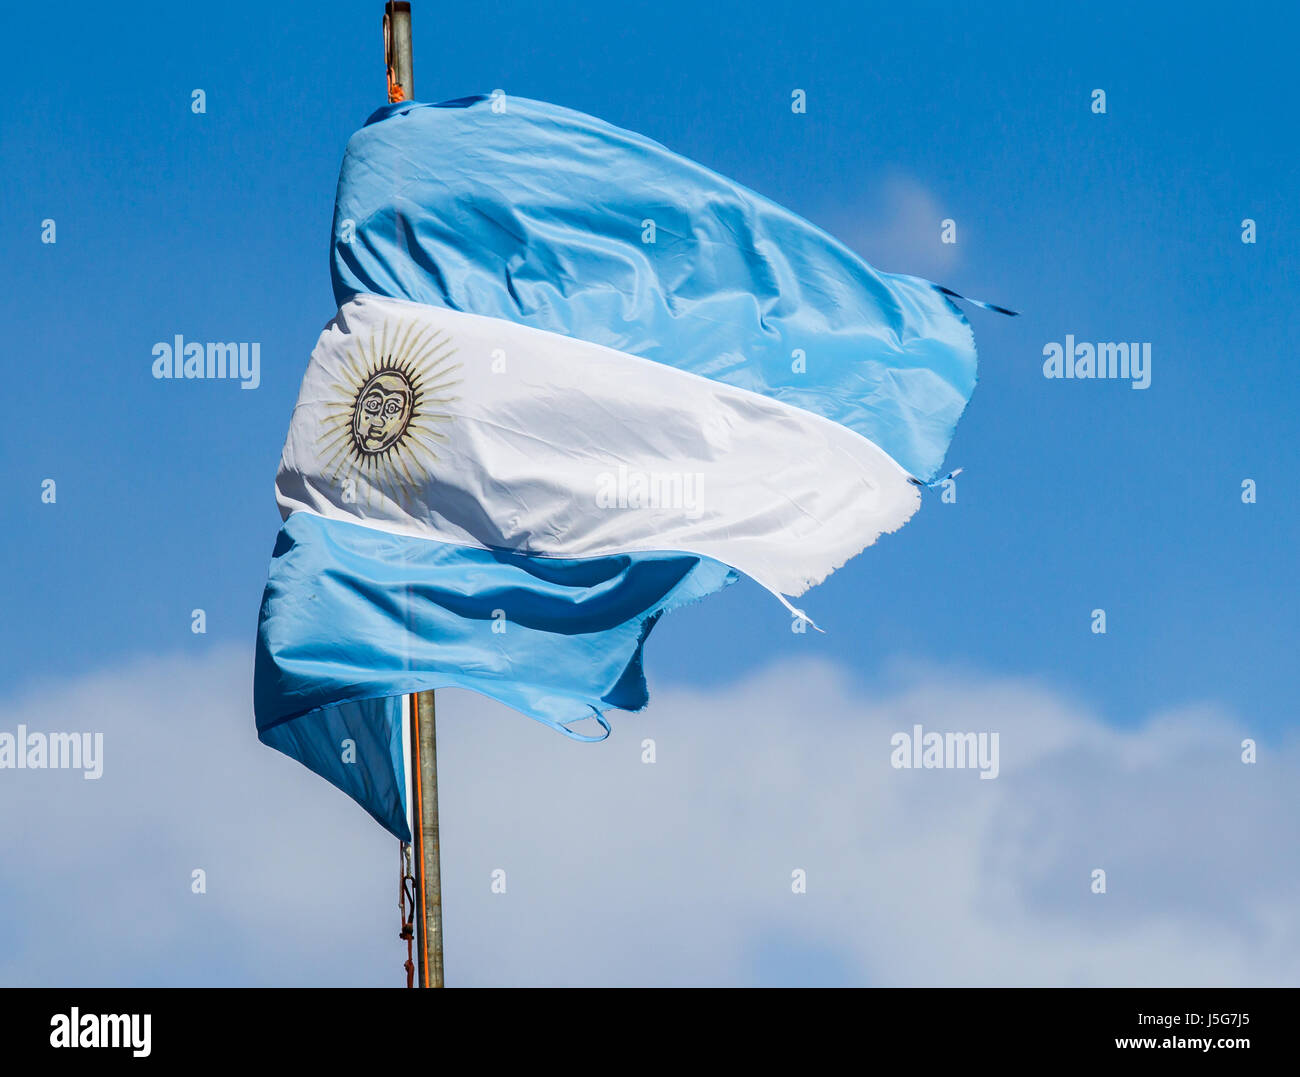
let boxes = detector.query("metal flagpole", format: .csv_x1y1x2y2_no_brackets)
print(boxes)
384,0,445,990
409,690,444,987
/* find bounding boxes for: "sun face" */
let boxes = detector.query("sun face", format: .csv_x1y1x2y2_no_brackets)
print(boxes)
317,318,461,504
352,368,416,456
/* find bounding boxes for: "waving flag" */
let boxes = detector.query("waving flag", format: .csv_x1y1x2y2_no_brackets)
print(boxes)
254,94,987,838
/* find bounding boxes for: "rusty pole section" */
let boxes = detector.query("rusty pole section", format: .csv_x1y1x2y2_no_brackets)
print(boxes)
410,690,445,988
385,0,444,988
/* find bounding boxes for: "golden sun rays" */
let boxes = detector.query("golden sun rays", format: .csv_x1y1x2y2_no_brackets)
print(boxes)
317,318,462,505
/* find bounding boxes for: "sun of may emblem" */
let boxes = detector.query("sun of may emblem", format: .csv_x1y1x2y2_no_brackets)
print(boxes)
318,320,462,500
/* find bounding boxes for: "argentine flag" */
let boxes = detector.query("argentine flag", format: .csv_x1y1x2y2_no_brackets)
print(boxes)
255,94,988,839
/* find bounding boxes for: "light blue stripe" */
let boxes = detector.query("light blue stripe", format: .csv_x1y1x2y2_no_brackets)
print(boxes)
259,695,410,841
330,96,978,481
254,513,738,838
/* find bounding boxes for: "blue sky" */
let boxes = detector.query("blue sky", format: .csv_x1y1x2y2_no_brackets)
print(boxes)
1,1,1296,985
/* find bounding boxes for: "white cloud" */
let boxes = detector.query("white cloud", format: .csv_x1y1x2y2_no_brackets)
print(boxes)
0,650,394,987
830,175,962,282
0,650,1293,986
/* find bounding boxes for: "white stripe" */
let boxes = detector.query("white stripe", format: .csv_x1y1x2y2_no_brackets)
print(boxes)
277,294,920,600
